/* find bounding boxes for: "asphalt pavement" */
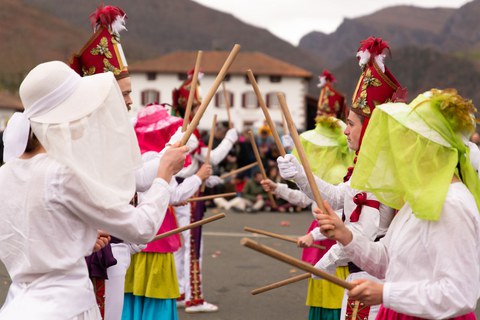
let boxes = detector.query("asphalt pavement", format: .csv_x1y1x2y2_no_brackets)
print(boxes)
1,208,479,319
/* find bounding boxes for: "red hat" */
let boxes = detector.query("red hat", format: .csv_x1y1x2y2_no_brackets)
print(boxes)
69,5,129,80
317,70,346,118
351,37,406,118
171,69,202,117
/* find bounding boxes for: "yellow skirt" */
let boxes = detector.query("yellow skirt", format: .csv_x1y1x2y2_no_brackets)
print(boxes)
306,266,349,308
124,252,180,299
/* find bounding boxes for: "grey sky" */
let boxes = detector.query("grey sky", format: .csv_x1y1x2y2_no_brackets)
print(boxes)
192,0,472,45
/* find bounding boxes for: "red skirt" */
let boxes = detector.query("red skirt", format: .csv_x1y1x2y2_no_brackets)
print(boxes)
377,305,476,320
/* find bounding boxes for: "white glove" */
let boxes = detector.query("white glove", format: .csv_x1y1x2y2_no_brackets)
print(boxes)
281,134,294,151
277,154,305,180
205,175,223,188
224,128,238,144
128,243,147,254
312,257,337,278
167,127,199,153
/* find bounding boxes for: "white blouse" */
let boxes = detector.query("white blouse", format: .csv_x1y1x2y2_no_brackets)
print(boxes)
343,182,480,319
0,154,172,319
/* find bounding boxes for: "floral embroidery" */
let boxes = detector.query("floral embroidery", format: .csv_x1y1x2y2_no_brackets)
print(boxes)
103,58,121,75
90,37,112,59
82,66,96,76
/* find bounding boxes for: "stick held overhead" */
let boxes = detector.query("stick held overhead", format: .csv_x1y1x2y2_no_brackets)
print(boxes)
180,44,241,146
182,50,203,132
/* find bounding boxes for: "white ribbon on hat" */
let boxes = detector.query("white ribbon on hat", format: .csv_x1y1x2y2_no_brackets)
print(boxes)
3,73,80,162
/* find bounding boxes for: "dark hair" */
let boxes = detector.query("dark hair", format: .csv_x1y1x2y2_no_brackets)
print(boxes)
24,130,40,153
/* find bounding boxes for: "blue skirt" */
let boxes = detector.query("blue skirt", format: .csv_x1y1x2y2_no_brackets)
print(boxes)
122,293,178,320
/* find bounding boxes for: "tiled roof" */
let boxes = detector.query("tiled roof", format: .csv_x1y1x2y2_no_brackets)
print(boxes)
0,91,22,110
129,51,312,78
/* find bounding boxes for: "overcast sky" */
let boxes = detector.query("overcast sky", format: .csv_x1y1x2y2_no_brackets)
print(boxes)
192,0,473,45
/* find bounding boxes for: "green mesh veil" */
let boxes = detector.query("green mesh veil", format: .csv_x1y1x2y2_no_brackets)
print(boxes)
292,116,354,185
350,90,480,220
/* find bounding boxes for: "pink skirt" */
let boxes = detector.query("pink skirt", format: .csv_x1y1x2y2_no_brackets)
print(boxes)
377,305,476,320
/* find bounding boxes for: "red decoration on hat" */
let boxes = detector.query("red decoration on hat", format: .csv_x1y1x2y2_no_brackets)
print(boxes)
317,70,345,118
172,71,202,117
351,36,403,119
69,5,129,80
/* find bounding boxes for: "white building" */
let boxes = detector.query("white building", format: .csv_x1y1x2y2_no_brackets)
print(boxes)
129,51,312,132
0,91,22,130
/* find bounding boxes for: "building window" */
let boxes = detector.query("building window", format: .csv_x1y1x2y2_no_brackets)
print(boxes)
147,72,157,81
269,75,282,83
224,74,231,81
141,89,160,106
265,92,283,109
242,91,258,109
214,90,234,108
178,73,188,81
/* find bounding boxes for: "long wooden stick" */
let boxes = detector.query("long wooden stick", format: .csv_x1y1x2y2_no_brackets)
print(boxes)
246,70,286,156
187,192,237,203
241,238,353,290
251,273,310,295
277,93,327,215
182,51,203,132
282,113,288,136
247,131,277,208
200,114,217,192
244,226,325,250
150,213,226,242
219,162,258,179
180,44,241,146
222,82,233,128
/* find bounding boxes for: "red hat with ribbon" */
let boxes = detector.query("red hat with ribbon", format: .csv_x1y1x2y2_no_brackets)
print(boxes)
171,68,203,118
317,70,346,118
69,5,129,80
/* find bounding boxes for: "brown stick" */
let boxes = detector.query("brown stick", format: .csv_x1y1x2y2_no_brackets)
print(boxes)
251,273,310,295
187,192,237,203
219,162,258,179
246,70,286,156
277,93,327,215
247,131,277,208
180,44,241,146
241,238,354,290
182,51,203,132
282,113,288,136
200,114,217,192
244,226,325,250
222,82,233,128
150,213,226,242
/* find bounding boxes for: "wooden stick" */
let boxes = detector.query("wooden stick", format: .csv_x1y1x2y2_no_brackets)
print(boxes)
200,114,217,192
246,70,286,156
251,273,310,295
277,93,327,215
282,113,288,136
180,44,241,146
247,131,277,208
187,192,237,203
241,238,354,290
182,51,203,132
244,226,325,250
222,82,233,128
219,162,258,179
150,213,226,242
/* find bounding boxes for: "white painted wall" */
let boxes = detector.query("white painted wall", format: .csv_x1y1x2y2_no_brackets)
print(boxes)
130,72,308,132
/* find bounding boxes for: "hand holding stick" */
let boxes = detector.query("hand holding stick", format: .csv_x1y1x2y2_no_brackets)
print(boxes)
150,213,226,243
222,82,233,128
241,238,353,290
219,162,258,179
246,70,286,156
251,273,310,295
180,44,241,146
247,131,277,208
200,114,217,192
244,226,325,250
182,50,203,132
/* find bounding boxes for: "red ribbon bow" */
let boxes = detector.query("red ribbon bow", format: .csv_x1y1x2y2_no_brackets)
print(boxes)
349,192,380,222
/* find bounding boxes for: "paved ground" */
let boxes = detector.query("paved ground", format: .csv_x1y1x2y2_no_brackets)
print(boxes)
1,208,479,319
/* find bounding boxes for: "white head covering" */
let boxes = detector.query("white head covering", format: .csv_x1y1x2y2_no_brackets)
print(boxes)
4,61,142,208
